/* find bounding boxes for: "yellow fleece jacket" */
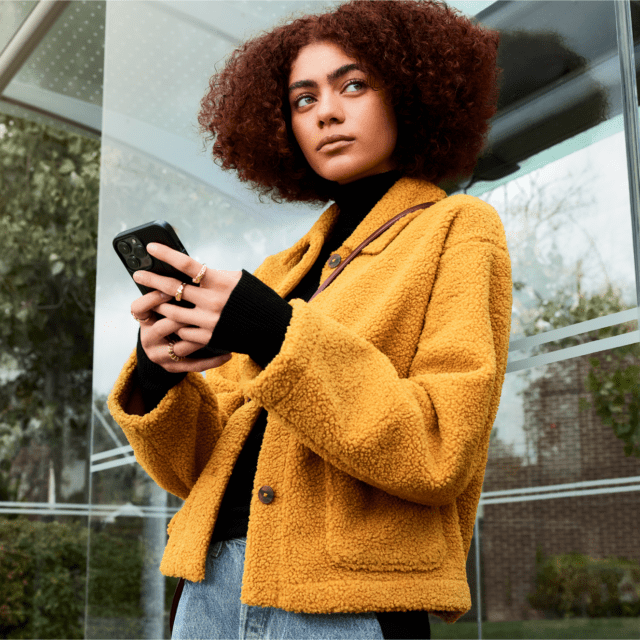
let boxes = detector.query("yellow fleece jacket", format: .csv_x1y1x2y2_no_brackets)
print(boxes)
108,177,512,624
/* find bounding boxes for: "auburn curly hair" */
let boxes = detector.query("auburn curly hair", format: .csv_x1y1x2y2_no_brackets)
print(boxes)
197,0,501,205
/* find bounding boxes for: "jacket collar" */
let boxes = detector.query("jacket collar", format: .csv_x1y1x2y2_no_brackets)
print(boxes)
281,177,447,278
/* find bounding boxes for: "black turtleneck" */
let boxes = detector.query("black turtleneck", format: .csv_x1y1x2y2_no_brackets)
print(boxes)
134,167,430,640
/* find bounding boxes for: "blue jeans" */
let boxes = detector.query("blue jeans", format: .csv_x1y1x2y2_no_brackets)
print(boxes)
172,536,385,639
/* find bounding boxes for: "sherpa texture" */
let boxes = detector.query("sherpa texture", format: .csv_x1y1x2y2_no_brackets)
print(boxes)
108,177,512,624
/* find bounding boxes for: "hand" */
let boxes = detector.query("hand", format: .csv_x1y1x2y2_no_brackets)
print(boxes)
130,243,242,373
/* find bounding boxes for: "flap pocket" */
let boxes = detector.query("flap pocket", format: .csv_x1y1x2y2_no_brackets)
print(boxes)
326,465,447,571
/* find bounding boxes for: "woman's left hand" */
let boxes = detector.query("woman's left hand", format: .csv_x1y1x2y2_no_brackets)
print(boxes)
133,242,242,357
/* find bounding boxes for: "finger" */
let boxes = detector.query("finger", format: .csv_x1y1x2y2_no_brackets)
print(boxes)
153,302,213,330
175,326,213,345
132,269,185,299
131,290,173,318
146,243,204,281
167,355,232,373
169,339,205,358
158,343,232,374
148,317,190,341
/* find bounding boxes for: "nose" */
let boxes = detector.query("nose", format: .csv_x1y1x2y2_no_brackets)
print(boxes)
316,91,345,126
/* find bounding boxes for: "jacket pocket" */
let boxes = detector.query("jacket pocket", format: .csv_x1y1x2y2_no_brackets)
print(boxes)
325,465,447,571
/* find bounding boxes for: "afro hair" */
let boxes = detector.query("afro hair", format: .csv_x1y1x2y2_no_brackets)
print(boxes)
197,0,502,205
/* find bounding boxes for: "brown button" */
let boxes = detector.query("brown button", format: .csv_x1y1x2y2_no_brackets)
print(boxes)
328,254,341,268
258,485,274,504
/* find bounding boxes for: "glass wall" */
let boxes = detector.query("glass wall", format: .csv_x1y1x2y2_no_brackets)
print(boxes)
0,1,103,638
91,1,640,638
89,1,344,637
450,1,640,638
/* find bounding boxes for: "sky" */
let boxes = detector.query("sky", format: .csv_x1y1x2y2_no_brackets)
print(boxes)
446,0,497,16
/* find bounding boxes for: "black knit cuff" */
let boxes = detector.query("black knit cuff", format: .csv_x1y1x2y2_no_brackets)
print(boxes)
207,269,293,370
135,329,187,410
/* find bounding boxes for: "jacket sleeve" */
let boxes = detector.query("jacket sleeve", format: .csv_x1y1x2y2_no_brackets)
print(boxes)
107,348,244,500
239,221,512,507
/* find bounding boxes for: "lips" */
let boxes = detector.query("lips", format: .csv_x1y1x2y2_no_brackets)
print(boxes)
317,135,355,151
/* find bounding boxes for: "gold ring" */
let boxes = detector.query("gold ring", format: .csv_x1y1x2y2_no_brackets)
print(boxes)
167,340,184,362
131,311,153,324
174,282,187,302
193,264,207,284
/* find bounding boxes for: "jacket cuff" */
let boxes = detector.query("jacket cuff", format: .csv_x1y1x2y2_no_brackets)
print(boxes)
208,269,293,369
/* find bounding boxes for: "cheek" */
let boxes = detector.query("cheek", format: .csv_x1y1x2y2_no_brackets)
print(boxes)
291,118,310,153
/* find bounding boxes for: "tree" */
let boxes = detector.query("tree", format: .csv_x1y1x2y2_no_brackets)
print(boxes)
0,113,99,503
480,164,638,458
519,279,639,458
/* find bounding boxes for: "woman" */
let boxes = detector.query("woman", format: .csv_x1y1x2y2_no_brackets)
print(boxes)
108,1,511,638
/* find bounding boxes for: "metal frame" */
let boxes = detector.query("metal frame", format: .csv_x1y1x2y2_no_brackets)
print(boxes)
0,0,70,94
615,0,640,334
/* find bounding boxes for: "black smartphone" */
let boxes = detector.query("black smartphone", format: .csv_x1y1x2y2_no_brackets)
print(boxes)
113,220,231,359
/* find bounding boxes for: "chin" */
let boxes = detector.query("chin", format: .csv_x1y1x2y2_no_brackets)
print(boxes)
315,163,367,185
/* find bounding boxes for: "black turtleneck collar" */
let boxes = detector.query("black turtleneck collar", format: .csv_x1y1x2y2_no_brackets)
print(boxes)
328,169,403,223
318,169,404,250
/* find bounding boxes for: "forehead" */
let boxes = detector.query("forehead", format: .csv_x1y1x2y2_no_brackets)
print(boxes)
288,40,356,80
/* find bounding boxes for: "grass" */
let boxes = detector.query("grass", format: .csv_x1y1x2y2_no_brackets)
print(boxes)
432,616,640,639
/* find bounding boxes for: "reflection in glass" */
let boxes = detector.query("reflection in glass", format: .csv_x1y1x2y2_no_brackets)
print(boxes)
89,1,640,638
0,110,99,637
461,2,640,636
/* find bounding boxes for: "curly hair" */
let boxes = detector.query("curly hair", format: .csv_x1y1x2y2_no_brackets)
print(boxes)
197,0,502,205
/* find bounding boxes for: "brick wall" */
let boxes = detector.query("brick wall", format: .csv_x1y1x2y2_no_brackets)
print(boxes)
481,352,640,621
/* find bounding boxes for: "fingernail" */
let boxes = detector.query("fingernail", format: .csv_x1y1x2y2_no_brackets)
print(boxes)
160,292,171,299
147,243,157,252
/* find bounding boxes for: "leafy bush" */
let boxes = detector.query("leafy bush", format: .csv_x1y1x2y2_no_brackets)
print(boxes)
528,546,640,618
87,525,144,618
0,517,179,637
0,518,87,639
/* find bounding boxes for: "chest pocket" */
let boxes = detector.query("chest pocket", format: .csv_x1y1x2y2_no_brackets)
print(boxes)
325,464,447,571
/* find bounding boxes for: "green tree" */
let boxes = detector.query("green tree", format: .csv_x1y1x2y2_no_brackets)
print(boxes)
519,274,639,457
480,166,638,458
0,113,99,503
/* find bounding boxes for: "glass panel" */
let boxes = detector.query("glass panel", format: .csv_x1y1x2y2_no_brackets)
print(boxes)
452,0,634,195
0,110,99,637
0,0,104,137
91,2,343,638
92,1,640,639
432,2,640,638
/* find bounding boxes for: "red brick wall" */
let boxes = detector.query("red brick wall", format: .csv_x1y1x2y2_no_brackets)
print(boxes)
481,353,640,621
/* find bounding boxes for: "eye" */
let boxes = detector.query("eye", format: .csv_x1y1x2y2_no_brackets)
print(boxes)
293,79,367,109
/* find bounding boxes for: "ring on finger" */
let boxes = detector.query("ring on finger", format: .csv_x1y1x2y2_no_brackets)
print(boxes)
131,310,153,324
167,340,185,362
174,282,188,302
193,264,207,284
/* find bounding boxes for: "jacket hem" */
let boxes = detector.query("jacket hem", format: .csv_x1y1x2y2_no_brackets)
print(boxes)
240,577,471,624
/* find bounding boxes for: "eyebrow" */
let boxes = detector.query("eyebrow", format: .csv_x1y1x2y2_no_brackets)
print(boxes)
288,63,363,95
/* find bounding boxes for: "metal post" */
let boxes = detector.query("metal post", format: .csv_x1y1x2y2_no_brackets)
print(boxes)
475,512,483,640
614,0,640,332
142,482,167,639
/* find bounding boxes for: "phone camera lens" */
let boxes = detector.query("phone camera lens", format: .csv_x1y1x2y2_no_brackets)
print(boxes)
133,245,147,259
127,256,141,269
118,241,132,255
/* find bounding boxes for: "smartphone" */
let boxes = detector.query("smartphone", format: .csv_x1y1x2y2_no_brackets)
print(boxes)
113,220,231,359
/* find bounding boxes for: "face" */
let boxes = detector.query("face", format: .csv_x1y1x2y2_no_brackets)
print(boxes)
288,40,398,185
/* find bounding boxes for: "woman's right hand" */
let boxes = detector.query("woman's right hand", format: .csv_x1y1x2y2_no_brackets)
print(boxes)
131,290,233,373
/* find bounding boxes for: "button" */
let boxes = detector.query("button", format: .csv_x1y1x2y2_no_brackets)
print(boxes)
258,485,274,504
328,254,341,268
